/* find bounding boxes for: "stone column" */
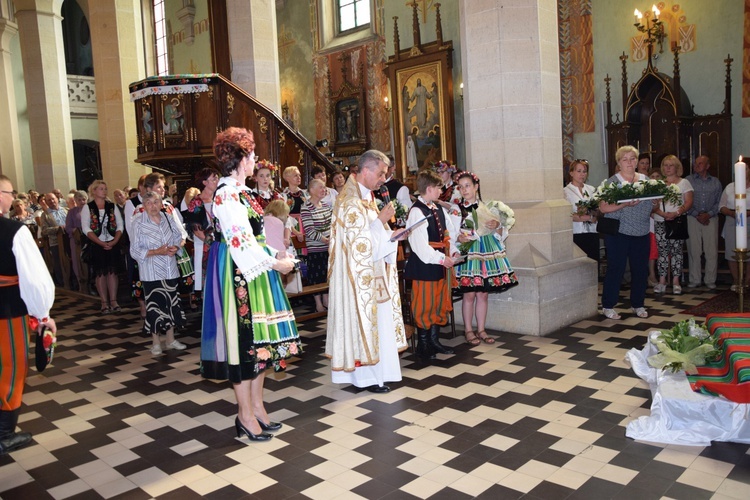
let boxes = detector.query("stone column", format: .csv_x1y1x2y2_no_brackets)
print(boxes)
0,16,25,190
14,0,76,193
88,0,148,189
458,0,597,336
226,0,281,113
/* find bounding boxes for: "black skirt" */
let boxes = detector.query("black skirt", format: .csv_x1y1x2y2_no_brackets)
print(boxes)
142,278,186,335
90,241,121,277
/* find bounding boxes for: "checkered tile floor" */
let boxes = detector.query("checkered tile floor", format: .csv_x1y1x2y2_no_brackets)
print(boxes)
1,285,749,499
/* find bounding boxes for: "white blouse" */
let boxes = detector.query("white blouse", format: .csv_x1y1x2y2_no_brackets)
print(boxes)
81,203,124,243
214,177,276,283
564,182,597,234
15,226,55,319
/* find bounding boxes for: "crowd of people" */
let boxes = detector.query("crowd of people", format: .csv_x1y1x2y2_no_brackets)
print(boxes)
564,146,735,320
5,133,741,451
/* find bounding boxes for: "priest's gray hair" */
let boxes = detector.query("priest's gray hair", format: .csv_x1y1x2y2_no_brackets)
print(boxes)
358,150,390,172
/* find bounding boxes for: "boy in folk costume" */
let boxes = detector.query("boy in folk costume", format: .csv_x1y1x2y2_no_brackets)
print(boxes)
404,170,460,361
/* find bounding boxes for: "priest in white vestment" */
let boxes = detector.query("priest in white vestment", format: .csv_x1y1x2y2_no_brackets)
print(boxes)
326,150,409,393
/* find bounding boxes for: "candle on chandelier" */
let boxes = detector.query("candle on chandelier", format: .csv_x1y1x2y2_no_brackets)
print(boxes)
736,155,747,250
652,5,660,20
634,8,642,23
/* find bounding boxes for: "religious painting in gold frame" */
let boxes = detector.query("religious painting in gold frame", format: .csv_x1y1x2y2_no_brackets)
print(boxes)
395,61,447,175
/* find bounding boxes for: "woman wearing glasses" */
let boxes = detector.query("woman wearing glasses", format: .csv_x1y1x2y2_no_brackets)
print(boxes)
564,159,600,265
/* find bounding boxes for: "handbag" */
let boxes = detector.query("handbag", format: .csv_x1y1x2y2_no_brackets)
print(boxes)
284,269,302,294
175,247,195,277
665,215,689,240
663,201,688,240
597,217,620,235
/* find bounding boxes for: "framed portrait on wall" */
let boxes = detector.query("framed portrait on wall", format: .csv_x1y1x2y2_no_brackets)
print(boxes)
328,60,369,157
386,35,455,180
334,97,363,145
396,62,446,175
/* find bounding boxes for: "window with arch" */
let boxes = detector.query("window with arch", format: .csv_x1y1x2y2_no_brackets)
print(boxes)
338,0,370,34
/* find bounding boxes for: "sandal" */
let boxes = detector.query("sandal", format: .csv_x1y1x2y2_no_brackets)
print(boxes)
477,330,496,344
110,303,122,313
101,305,111,315
465,331,481,346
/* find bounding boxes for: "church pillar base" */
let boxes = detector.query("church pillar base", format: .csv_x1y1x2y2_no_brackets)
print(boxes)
456,256,598,337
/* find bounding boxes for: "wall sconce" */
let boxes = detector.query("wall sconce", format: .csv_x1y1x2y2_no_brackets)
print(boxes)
315,139,329,148
459,83,464,100
384,96,392,112
634,4,666,55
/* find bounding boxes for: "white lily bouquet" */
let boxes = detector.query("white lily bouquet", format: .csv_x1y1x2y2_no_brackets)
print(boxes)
647,318,720,374
595,178,681,205
458,200,515,254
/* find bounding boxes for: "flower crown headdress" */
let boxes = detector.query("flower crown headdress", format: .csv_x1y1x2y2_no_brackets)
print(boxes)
255,160,278,173
432,160,457,174
454,171,480,184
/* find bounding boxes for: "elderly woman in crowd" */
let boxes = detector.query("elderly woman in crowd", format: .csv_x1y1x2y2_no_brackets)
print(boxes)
563,159,599,265
130,191,188,355
202,127,301,442
65,190,88,291
599,145,655,319
652,155,693,295
301,178,332,312
81,180,122,313
11,199,37,233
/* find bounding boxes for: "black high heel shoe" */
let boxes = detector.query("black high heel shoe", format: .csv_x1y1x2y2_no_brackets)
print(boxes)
235,417,273,441
257,418,282,431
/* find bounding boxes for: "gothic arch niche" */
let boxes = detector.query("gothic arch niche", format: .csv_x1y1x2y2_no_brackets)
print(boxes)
624,71,690,166
605,49,732,186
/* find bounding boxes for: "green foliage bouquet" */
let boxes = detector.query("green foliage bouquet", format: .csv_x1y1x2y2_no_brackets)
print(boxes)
595,179,681,205
647,319,721,373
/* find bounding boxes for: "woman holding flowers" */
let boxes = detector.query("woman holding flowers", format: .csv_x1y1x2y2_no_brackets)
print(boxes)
564,159,600,265
598,145,655,319
652,155,693,295
454,172,518,345
202,127,301,442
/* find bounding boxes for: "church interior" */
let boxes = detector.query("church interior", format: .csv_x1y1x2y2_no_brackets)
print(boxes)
1,0,750,498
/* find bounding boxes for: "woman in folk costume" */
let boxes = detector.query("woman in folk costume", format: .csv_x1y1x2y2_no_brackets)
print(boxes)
181,168,220,310
454,172,518,345
201,127,301,442
251,160,284,210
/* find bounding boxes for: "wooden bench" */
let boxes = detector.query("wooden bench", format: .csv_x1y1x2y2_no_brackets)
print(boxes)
287,283,329,322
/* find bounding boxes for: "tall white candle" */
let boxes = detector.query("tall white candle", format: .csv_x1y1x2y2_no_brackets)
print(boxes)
736,156,747,249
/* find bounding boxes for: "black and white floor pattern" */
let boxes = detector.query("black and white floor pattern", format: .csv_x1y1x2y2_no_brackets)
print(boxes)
1,285,748,499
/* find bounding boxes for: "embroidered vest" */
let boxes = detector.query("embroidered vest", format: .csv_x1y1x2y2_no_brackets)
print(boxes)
403,200,447,282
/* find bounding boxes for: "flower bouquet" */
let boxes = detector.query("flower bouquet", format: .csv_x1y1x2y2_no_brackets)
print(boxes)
647,318,720,373
458,200,515,254
376,198,408,227
595,179,681,205
574,198,599,227
34,326,57,372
